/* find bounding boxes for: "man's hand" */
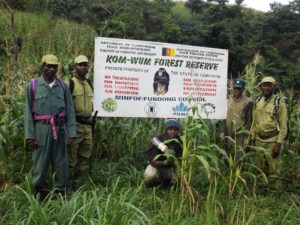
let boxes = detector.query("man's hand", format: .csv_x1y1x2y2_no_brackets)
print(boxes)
26,139,38,150
163,158,173,167
245,140,255,153
87,116,93,125
164,149,175,156
272,143,281,158
221,137,228,148
67,138,74,145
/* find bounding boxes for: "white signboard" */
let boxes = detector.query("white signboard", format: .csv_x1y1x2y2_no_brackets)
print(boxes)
94,37,228,119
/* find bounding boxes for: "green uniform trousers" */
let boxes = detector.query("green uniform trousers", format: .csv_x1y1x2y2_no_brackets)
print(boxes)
255,140,281,186
68,123,92,178
32,122,69,192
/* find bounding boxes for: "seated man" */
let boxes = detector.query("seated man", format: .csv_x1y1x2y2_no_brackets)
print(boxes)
144,120,183,188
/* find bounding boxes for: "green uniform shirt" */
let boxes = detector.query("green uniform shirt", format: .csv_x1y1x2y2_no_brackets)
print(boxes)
224,95,252,136
71,77,93,117
251,95,287,143
25,76,77,139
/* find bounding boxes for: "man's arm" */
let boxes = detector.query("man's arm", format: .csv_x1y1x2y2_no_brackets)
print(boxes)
244,100,254,131
147,138,171,168
25,83,35,140
276,98,288,143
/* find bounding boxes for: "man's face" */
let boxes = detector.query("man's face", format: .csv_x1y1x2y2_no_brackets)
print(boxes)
166,127,179,139
42,63,58,80
75,62,89,77
233,87,243,99
261,82,274,97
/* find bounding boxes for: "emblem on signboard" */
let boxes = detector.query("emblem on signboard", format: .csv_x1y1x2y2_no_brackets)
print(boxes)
172,102,189,116
102,98,117,112
145,102,158,117
200,102,216,114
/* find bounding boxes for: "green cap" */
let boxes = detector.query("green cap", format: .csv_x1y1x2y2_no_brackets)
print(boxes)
233,78,245,88
41,54,59,65
74,55,89,64
260,76,276,85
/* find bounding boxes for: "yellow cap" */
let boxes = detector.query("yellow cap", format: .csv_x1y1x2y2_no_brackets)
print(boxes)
74,55,89,64
261,76,276,85
41,54,59,65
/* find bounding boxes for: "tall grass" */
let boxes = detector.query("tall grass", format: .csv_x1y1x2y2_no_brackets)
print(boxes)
1,161,300,224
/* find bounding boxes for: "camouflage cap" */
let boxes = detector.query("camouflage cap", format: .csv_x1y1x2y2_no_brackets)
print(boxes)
41,54,59,65
260,76,276,85
74,55,89,64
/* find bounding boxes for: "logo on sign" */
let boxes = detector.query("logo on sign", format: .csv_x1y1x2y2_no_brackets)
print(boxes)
145,102,158,117
172,102,189,116
200,102,216,114
102,98,117,112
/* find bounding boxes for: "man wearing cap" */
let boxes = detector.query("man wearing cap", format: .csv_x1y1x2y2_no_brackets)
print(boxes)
144,120,183,188
221,78,253,161
25,54,76,199
250,76,287,189
67,55,94,191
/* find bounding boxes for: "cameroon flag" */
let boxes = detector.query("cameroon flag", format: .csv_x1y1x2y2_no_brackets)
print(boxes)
162,47,175,57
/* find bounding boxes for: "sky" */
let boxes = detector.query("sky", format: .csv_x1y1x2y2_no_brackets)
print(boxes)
228,0,291,12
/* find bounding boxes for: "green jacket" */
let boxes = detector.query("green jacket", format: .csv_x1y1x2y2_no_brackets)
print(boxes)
250,95,288,143
223,95,253,137
25,76,77,139
71,77,93,117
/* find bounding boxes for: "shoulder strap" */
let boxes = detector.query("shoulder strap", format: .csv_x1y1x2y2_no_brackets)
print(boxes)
274,96,281,114
69,78,75,94
86,78,94,90
254,96,262,108
56,78,66,91
255,96,262,104
55,78,67,117
30,78,37,113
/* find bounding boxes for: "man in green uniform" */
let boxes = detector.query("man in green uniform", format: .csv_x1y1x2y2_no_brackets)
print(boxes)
68,55,94,191
221,78,253,161
250,76,287,189
25,54,76,198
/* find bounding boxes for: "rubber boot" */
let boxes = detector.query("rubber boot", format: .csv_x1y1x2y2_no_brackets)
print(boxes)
66,178,74,195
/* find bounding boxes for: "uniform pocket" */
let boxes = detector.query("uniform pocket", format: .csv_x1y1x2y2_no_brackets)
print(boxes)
35,95,48,109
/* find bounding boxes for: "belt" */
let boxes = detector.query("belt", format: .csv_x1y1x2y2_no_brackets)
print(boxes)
34,112,65,140
36,119,64,126
257,130,279,139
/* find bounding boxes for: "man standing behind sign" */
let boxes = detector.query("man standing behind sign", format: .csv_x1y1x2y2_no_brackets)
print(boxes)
67,55,94,192
221,78,253,161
